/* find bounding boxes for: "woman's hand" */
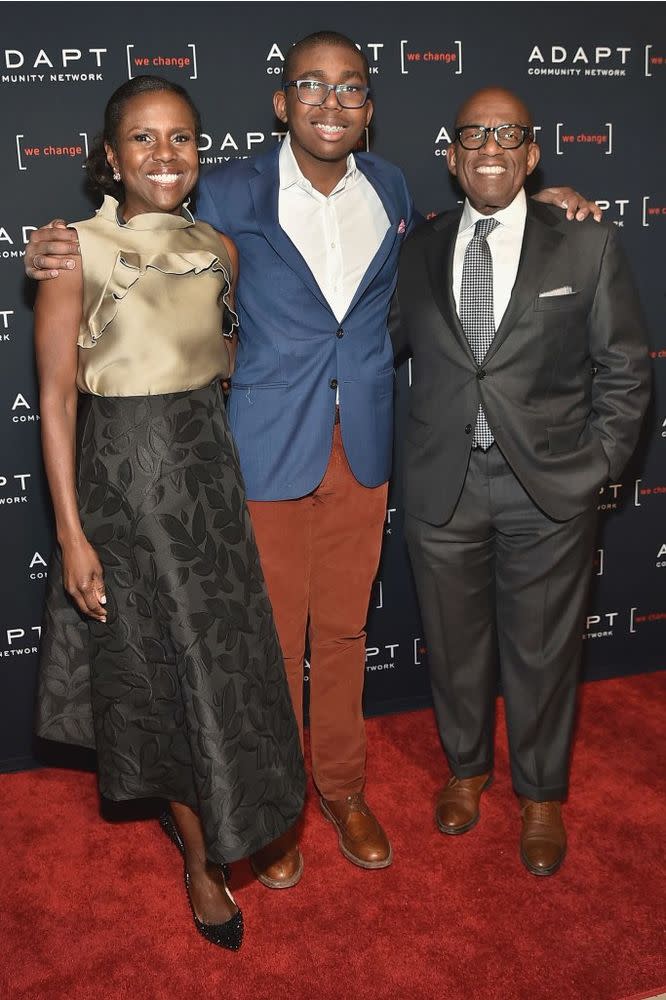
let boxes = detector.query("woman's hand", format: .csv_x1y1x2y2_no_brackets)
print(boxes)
61,536,107,622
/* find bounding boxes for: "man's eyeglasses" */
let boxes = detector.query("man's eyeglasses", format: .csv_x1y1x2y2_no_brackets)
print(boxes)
283,79,370,109
455,124,534,150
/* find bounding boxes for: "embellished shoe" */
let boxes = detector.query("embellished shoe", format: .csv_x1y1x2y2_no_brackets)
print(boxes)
159,811,243,950
159,809,231,882
184,870,244,951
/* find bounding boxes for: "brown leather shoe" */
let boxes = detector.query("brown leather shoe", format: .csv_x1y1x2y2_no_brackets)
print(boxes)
435,772,493,835
519,798,567,876
250,828,303,889
320,793,392,869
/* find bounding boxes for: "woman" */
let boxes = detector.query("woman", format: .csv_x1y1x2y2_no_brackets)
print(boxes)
34,76,305,951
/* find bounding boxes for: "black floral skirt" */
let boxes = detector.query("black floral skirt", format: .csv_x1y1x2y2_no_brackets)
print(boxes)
36,382,305,863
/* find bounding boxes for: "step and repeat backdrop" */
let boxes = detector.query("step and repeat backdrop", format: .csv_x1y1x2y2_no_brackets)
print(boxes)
1,6,664,770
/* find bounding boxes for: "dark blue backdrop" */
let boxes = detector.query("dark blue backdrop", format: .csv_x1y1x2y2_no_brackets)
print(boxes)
1,5,664,771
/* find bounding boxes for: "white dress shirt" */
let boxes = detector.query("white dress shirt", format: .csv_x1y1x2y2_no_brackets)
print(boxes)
278,133,390,323
452,188,527,329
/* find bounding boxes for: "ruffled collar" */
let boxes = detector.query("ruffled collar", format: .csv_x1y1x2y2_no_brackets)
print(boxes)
98,194,195,231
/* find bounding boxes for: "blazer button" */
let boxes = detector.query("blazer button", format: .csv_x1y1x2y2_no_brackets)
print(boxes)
477,369,486,379
330,378,338,390
465,423,473,434
336,328,344,338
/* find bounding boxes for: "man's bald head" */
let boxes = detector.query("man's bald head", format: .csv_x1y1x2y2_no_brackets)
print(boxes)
447,87,540,215
455,87,533,130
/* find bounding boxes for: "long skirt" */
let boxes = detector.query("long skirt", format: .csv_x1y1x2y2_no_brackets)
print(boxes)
36,382,305,864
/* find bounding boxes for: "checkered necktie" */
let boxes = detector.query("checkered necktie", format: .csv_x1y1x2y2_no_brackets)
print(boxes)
460,217,500,450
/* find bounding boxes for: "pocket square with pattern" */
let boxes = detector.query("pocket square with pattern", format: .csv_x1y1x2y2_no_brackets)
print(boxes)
539,286,574,297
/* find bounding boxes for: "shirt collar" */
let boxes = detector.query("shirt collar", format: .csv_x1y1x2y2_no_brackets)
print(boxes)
459,187,527,234
98,194,195,230
279,132,357,194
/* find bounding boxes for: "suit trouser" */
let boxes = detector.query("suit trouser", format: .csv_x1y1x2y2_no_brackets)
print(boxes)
247,424,388,799
405,445,597,801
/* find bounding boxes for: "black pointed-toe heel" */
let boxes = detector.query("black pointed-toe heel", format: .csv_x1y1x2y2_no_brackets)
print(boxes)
184,871,244,951
159,811,243,951
158,810,231,882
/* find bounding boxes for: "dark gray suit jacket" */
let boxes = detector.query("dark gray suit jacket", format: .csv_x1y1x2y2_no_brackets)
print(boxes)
392,198,651,525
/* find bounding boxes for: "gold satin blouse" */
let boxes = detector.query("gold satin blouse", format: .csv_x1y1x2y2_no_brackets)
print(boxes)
75,195,237,396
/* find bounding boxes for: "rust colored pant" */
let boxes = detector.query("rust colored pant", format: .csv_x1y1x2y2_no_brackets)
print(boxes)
247,425,388,799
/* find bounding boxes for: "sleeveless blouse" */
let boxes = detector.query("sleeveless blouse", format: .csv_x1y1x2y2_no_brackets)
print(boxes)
75,195,237,396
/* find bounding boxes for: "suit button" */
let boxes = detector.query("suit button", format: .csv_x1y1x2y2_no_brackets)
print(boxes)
329,378,338,390
477,369,486,379
336,328,344,338
465,424,473,434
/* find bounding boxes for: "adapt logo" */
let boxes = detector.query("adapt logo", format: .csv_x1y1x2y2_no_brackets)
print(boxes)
0,224,37,262
597,482,624,512
198,126,369,165
198,129,281,165
0,472,31,505
594,197,630,228
265,40,385,77
527,44,632,78
365,642,399,673
2,625,41,657
29,551,48,581
433,125,455,158
16,130,88,172
400,38,462,75
556,121,613,156
582,610,621,640
11,392,39,424
0,309,13,343
266,42,285,76
126,43,197,80
1,46,106,84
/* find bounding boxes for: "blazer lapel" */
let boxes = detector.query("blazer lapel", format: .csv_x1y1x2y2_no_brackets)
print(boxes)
343,160,400,319
248,149,331,312
483,201,564,364
427,212,477,361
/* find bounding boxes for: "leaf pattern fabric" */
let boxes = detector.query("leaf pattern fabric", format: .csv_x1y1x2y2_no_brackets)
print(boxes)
36,383,305,864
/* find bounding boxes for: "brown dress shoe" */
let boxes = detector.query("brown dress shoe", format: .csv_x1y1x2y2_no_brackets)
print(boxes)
320,793,392,869
435,772,493,835
519,798,567,876
250,828,303,889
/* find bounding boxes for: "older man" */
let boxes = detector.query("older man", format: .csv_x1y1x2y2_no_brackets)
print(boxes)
392,88,650,875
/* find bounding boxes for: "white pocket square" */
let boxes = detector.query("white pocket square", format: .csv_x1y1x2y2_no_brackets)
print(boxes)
539,286,574,297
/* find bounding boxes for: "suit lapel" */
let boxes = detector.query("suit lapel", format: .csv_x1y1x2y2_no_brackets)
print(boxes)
248,149,331,312
483,201,564,363
427,212,476,361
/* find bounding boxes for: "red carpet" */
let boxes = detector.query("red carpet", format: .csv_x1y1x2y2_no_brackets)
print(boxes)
2,673,665,1000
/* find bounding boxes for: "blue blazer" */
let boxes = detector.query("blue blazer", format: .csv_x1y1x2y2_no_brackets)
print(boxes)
196,146,415,501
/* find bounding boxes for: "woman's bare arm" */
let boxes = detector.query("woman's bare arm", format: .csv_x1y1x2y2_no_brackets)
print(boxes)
34,258,106,621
